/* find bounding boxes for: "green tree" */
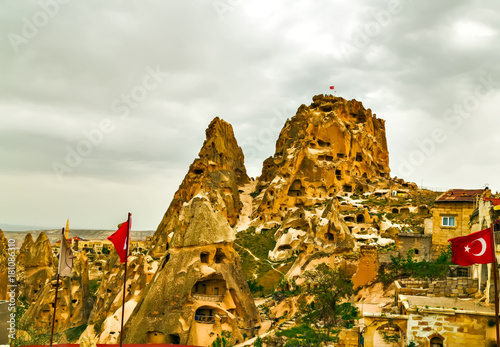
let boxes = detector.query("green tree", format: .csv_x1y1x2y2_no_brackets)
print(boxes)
211,331,232,347
381,245,452,284
273,276,300,301
247,279,264,295
253,336,263,347
300,263,357,343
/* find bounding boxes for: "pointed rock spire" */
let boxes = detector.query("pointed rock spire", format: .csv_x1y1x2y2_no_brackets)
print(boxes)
151,117,249,258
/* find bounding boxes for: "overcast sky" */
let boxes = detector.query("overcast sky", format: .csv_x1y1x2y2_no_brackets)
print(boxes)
1,1,500,231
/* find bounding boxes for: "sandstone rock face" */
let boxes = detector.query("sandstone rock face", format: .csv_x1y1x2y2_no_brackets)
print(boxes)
83,252,156,343
352,245,379,288
124,196,260,346
151,117,249,258
253,95,390,223
16,232,56,305
21,252,92,333
268,199,355,261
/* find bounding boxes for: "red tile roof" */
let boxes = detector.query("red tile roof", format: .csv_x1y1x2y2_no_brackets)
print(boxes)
484,197,500,206
435,189,484,203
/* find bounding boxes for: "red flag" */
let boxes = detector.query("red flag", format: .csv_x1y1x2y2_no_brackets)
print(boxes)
330,86,334,89
448,228,495,266
108,214,131,263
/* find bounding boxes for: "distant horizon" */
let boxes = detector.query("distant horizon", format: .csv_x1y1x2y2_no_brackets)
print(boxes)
0,223,156,232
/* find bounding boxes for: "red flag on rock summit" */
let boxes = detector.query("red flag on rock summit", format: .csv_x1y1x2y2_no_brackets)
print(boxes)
107,213,131,263
448,227,495,266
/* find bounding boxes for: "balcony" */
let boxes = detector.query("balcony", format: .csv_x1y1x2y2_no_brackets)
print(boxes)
195,314,228,324
192,294,224,302
195,315,215,324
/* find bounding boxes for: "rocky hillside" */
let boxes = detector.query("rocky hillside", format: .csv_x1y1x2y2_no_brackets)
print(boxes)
231,95,430,286
254,94,390,220
7,94,442,346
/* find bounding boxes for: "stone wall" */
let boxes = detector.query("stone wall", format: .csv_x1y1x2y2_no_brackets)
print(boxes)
395,278,478,298
427,277,478,298
337,328,359,347
396,233,431,261
406,312,495,346
362,314,409,347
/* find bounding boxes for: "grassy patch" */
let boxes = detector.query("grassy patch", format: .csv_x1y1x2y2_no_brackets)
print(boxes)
258,259,296,295
89,279,101,300
275,324,333,345
250,191,260,198
93,318,105,334
235,227,277,277
235,226,297,294
65,324,87,342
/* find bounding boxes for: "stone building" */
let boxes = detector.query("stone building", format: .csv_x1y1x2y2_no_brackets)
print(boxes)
396,233,432,261
427,189,485,257
469,196,500,303
363,294,497,347
469,196,500,233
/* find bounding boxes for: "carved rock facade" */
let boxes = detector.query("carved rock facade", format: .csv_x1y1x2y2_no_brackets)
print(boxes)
124,196,260,346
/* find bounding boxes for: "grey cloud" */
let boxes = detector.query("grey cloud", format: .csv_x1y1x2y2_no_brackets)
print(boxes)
2,1,500,228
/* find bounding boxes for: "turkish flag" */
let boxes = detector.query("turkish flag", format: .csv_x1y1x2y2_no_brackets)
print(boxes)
330,86,334,89
448,228,495,266
107,214,131,263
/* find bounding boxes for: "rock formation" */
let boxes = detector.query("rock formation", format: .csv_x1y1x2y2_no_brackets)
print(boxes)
268,199,355,261
151,117,250,258
252,94,390,224
82,253,157,343
16,232,56,305
352,245,379,288
124,195,260,346
20,252,92,333
0,229,9,300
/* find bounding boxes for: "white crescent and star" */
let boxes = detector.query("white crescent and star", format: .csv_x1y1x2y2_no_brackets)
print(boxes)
464,238,487,256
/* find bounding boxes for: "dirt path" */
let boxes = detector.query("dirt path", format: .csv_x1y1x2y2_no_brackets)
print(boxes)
234,242,260,260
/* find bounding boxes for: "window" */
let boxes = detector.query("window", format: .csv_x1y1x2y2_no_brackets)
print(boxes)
442,216,456,227
430,336,443,347
200,252,209,264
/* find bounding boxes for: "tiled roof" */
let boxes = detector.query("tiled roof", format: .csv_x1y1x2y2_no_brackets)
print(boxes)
484,197,500,206
435,189,484,203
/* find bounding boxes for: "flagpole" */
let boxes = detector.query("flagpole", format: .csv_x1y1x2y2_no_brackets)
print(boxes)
50,228,64,347
490,223,499,345
119,213,131,347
